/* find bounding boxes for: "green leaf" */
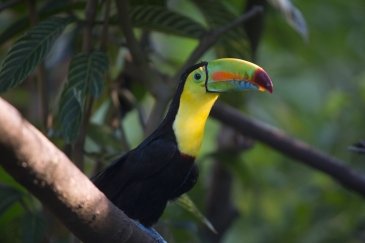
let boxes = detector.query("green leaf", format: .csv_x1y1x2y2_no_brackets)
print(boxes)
89,52,109,97
67,51,108,98
0,18,29,46
0,184,24,216
0,2,84,46
193,0,250,58
57,51,108,142
177,194,217,234
58,89,83,142
129,5,206,38
21,211,45,243
0,17,72,92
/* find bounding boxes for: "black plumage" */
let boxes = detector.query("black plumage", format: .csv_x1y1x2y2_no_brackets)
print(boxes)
92,62,206,226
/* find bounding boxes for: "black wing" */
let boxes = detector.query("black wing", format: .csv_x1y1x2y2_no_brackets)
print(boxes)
92,137,195,225
92,137,178,199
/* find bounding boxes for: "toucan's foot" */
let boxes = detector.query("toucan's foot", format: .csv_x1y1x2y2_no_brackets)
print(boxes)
133,220,167,243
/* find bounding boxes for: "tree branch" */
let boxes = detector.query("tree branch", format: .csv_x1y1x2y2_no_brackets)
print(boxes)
115,0,147,67
0,97,155,243
115,0,172,134
212,102,365,197
82,0,98,53
100,0,112,51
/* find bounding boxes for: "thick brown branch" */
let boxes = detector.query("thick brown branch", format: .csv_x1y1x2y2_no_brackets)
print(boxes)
0,98,155,243
212,102,365,197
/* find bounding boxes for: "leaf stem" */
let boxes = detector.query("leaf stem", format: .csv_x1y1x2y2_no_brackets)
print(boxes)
27,0,49,131
115,0,171,135
72,0,98,169
115,0,147,67
100,0,111,51
111,88,131,151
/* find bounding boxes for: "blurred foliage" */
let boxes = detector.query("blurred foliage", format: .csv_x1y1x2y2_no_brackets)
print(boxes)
1,0,365,243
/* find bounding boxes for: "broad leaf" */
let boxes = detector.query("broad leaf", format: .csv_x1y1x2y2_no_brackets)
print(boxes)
88,52,109,97
193,0,250,58
0,184,24,216
177,194,217,234
0,2,83,46
21,211,45,243
58,88,83,142
0,19,28,47
58,51,108,142
0,17,72,92
129,5,206,38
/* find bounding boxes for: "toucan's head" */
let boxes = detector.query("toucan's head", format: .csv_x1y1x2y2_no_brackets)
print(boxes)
173,58,273,157
183,58,273,97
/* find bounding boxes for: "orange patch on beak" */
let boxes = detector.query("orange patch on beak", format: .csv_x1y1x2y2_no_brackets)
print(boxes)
212,71,241,81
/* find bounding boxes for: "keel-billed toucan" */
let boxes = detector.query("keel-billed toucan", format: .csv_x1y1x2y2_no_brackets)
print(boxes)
93,58,273,226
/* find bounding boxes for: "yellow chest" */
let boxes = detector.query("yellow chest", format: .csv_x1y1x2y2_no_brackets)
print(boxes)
173,91,218,157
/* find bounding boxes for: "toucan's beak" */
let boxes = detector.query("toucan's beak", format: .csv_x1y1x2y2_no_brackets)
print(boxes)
205,58,273,93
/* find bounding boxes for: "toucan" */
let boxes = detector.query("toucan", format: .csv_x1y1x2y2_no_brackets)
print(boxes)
93,58,273,227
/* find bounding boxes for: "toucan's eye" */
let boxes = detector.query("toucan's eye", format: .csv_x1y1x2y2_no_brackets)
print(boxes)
194,73,202,80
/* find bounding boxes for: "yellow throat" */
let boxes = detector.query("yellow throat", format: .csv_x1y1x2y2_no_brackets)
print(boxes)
173,85,219,157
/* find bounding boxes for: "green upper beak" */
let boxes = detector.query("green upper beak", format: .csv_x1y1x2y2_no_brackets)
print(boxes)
205,58,273,93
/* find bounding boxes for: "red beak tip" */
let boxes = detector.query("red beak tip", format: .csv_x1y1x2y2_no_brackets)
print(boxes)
254,69,273,93
268,86,273,93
